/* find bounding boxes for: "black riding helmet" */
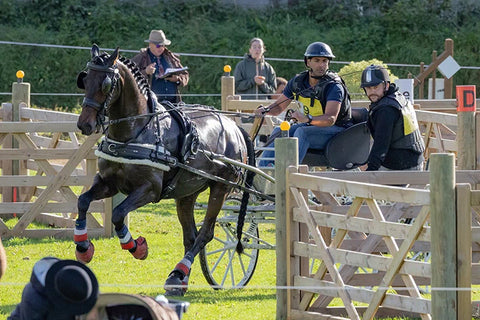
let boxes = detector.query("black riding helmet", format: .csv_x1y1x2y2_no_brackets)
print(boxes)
360,64,390,88
304,42,335,66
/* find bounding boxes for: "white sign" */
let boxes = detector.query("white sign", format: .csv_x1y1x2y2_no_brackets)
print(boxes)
438,55,461,79
395,79,414,103
428,78,444,99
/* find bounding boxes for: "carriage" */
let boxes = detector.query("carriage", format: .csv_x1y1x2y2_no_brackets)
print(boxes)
75,44,371,295
197,107,371,289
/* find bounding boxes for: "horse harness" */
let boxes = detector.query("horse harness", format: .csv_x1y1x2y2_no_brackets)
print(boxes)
80,56,267,200
96,103,269,200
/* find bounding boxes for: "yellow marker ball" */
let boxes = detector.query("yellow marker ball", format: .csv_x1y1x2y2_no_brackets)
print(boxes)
223,65,232,73
16,70,25,79
280,121,290,131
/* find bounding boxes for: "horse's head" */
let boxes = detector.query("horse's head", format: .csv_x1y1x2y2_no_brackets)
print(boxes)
77,44,120,135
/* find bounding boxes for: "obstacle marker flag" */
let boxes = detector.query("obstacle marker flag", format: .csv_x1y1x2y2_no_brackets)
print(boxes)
456,85,476,112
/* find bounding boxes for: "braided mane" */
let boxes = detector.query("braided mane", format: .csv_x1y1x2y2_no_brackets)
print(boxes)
119,56,152,100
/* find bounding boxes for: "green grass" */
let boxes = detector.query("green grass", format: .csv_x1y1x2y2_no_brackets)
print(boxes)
0,193,278,320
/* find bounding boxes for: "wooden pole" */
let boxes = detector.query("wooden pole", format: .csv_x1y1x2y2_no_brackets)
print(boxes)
430,153,457,320
1,103,13,203
221,75,235,111
275,137,298,320
11,81,30,203
444,39,454,99
456,85,476,170
419,62,425,99
476,112,480,170
457,111,476,169
456,183,471,320
431,50,437,100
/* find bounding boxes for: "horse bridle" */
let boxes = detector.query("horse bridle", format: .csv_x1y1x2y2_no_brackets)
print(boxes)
77,61,120,125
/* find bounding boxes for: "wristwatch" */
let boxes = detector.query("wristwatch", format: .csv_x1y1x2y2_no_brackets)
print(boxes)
307,114,313,124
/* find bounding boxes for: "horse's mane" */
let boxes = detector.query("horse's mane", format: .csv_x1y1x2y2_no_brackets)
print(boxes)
119,56,151,99
91,51,152,101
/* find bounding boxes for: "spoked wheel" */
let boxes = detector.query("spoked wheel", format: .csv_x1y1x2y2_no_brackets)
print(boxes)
199,196,260,289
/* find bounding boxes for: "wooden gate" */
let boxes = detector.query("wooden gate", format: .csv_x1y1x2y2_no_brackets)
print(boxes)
0,102,113,239
280,153,480,319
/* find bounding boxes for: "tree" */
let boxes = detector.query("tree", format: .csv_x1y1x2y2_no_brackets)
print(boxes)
339,59,398,101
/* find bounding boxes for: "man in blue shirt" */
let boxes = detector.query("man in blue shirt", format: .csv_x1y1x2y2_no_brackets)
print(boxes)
256,42,352,165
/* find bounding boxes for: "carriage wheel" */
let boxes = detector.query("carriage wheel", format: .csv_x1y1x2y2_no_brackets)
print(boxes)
199,197,260,289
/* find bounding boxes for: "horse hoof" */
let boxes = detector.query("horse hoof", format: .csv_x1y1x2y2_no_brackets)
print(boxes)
75,241,95,264
131,237,148,260
164,271,187,296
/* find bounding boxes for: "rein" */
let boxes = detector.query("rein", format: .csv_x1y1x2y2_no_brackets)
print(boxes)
81,55,271,200
101,105,255,126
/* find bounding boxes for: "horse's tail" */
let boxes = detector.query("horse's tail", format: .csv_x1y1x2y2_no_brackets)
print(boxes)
236,127,256,254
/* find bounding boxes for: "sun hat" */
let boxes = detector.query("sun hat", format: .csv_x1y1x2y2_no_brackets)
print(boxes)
145,29,172,46
34,257,99,316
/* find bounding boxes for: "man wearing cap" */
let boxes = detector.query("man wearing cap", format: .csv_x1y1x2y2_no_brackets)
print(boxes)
255,42,352,166
132,29,189,104
361,64,425,171
8,257,99,320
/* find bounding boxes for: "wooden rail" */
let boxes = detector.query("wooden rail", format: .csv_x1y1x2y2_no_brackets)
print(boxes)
0,101,113,239
275,141,480,319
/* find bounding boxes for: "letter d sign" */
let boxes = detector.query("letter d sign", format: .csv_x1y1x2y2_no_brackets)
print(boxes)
456,85,476,112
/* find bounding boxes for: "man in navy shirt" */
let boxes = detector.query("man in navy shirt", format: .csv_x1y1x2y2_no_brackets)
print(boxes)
132,29,189,103
256,42,352,166
361,65,424,171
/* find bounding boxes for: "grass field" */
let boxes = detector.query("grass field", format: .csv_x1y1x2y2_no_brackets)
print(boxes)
0,193,278,320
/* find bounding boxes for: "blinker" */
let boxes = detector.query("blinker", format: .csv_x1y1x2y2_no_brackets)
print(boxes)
77,71,87,90
102,76,112,94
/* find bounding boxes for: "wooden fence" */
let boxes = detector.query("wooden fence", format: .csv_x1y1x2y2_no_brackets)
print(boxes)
0,82,113,239
275,139,480,320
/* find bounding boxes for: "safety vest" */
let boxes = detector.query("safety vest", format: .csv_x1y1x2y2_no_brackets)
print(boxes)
292,70,352,126
368,85,425,153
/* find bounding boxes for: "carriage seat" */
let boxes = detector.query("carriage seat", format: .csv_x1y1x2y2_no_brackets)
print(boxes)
301,107,370,170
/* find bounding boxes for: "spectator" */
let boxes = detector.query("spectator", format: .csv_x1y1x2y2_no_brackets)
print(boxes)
132,29,189,104
8,257,99,320
0,237,6,280
234,37,276,100
255,42,352,166
361,64,425,171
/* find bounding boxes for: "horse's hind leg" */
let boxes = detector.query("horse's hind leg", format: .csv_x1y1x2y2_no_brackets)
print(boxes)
164,193,199,296
75,175,118,263
165,184,228,296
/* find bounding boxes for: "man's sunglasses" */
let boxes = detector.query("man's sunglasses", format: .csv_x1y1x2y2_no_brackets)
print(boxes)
154,43,165,48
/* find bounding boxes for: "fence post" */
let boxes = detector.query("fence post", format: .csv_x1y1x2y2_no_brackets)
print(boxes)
456,85,476,170
221,66,235,111
275,137,298,320
456,183,471,320
430,153,457,320
444,39,454,99
11,72,30,203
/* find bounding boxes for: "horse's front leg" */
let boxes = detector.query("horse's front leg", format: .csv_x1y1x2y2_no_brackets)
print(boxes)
165,184,227,296
112,183,157,260
75,174,118,263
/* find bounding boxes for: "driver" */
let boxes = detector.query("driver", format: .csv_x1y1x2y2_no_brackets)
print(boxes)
255,42,352,166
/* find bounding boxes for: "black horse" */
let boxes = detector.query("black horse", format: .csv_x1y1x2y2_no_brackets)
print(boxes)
75,44,254,296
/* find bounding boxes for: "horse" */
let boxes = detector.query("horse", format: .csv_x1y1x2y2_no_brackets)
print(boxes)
75,44,255,296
